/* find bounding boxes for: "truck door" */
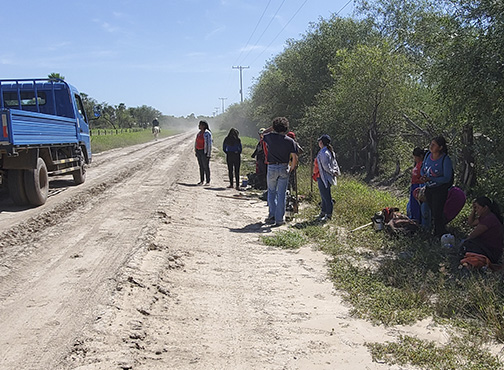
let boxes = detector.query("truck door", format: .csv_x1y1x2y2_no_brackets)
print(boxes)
74,93,92,162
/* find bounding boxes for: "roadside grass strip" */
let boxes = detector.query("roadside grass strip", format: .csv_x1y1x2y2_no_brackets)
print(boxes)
367,335,503,370
91,128,177,153
261,172,504,368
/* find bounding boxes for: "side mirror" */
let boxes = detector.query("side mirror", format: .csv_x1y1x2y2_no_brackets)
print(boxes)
93,105,102,118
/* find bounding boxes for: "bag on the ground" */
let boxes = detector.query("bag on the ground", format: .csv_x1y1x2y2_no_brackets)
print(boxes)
384,211,419,236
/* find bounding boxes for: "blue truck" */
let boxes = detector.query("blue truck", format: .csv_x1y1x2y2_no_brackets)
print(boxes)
0,78,93,206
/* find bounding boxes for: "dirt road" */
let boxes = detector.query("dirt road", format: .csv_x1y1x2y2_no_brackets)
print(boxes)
0,133,444,369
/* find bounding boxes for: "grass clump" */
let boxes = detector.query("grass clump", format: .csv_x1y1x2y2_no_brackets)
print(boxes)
368,335,503,370
261,230,307,249
329,257,433,325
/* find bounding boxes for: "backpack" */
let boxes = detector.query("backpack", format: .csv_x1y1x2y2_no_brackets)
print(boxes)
384,210,419,236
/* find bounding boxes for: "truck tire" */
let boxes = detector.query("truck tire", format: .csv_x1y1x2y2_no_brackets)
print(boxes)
72,164,86,185
24,158,49,206
7,169,29,205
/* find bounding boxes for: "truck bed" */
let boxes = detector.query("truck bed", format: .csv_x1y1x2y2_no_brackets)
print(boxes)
1,108,79,147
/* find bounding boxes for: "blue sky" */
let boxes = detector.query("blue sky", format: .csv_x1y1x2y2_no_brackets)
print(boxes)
1,0,354,117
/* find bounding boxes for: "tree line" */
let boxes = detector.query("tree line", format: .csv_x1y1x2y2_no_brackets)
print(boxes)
216,0,504,204
80,94,210,132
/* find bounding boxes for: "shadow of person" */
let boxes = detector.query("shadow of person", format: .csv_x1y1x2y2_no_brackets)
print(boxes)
203,186,228,192
228,222,273,234
176,182,203,187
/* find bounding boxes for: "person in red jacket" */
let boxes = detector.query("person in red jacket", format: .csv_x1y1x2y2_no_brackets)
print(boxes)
408,147,426,223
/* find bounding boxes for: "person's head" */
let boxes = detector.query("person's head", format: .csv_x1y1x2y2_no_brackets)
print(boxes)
199,120,209,131
258,128,266,138
413,147,425,163
227,128,239,140
272,117,289,133
286,131,296,140
473,196,503,224
318,134,331,148
430,136,448,155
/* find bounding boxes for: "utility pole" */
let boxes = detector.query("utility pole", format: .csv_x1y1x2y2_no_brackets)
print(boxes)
232,66,249,103
219,97,227,113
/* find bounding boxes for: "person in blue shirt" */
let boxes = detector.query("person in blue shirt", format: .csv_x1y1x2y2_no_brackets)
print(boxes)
223,128,242,189
420,136,454,236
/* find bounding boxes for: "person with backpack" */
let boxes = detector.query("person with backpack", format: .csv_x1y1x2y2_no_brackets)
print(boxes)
420,136,453,236
223,128,242,189
312,134,340,222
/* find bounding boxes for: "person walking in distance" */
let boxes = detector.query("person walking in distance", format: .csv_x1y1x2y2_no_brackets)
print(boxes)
195,120,212,185
223,128,242,189
262,117,298,226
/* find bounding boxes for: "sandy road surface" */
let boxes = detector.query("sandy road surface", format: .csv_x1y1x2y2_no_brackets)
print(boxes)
0,134,447,369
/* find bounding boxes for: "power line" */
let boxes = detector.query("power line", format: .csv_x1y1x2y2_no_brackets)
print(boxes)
251,0,309,66
234,0,273,67
241,0,287,65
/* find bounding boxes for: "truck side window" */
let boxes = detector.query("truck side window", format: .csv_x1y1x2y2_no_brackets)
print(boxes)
74,94,87,122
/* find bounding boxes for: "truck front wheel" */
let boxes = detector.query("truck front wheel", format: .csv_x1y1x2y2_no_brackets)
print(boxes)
72,164,86,185
8,169,29,205
24,158,49,206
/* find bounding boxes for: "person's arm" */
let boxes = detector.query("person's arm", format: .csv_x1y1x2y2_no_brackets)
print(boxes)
289,153,298,172
468,203,479,227
205,131,212,157
468,223,488,239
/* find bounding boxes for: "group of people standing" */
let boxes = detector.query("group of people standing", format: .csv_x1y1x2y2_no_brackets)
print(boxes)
194,117,339,227
195,121,503,267
194,120,243,189
408,136,503,266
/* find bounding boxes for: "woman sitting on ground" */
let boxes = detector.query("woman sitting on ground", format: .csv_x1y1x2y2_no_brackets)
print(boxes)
459,196,504,265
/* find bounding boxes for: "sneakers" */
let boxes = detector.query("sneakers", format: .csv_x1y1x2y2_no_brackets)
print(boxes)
273,221,285,227
227,184,234,188
320,214,332,222
197,181,204,186
265,216,275,224
204,182,210,186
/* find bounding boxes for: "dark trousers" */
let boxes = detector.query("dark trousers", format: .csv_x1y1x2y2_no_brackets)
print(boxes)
196,149,210,183
317,177,333,216
226,153,241,186
459,238,503,264
425,183,450,236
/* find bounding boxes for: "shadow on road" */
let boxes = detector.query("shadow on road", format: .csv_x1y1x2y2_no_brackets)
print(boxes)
228,222,274,234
